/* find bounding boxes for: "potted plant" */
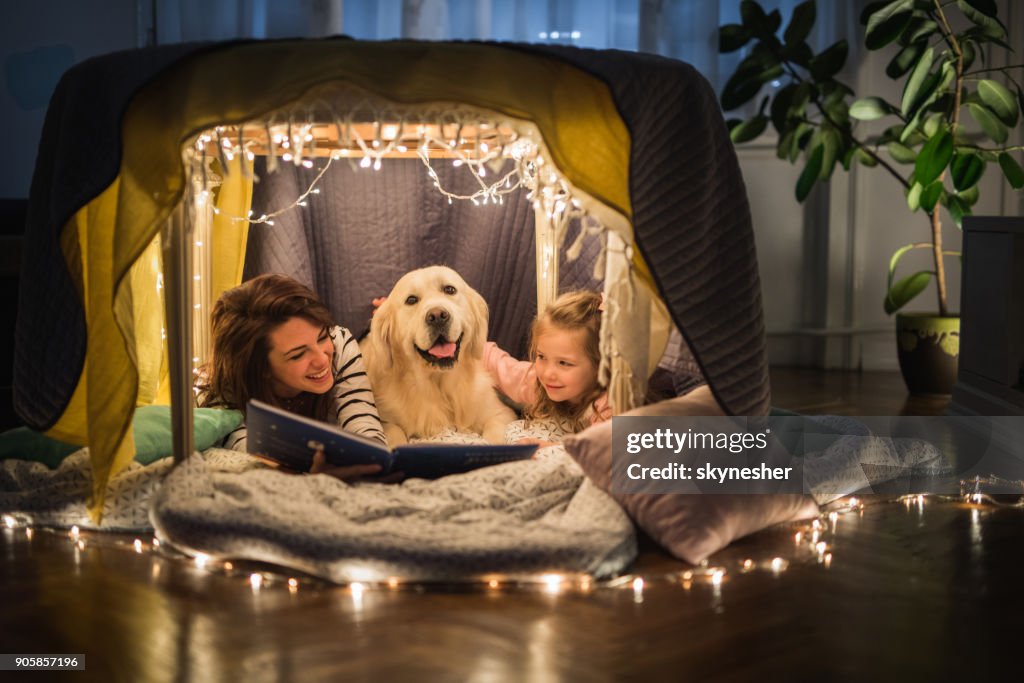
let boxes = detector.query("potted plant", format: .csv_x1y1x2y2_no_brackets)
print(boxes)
718,0,1024,394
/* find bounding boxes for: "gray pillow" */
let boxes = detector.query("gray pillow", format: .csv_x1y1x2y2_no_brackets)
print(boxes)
563,386,819,564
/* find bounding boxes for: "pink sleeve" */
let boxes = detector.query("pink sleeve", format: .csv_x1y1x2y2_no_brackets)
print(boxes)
483,341,537,405
589,393,613,425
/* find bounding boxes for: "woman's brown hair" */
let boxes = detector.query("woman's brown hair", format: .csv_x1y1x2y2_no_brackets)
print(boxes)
196,273,335,421
523,290,605,433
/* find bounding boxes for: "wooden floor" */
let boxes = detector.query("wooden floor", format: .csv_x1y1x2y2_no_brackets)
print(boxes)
1,369,1019,681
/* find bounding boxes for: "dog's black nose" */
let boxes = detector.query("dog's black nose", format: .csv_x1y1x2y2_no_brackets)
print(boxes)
426,307,450,325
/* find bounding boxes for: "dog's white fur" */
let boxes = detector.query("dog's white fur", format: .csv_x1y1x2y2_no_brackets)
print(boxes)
362,266,515,446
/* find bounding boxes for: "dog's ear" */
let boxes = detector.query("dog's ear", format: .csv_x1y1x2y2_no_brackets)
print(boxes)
465,286,489,359
371,296,396,367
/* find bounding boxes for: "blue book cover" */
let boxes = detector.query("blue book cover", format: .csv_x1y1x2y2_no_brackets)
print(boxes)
246,399,537,479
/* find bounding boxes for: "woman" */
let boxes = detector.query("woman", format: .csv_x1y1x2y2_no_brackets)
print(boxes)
197,273,388,480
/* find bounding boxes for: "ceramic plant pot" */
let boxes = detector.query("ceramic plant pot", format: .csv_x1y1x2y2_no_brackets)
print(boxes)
896,313,960,395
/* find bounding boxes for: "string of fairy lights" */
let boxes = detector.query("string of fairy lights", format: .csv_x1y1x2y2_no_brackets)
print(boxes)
6,482,1022,599
174,94,601,368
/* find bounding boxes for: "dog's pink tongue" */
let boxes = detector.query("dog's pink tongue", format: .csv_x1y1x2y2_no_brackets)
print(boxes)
428,340,457,358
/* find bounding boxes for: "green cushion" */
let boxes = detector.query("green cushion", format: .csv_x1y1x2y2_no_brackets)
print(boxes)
0,406,243,469
0,427,79,469
131,406,244,465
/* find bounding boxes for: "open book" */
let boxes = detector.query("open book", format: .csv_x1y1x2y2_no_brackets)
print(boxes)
246,399,537,479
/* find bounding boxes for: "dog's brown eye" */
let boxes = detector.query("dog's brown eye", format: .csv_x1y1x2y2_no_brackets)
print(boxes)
443,285,457,295
405,295,419,305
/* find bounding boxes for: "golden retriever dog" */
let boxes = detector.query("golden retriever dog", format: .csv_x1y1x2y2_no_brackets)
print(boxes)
361,266,515,446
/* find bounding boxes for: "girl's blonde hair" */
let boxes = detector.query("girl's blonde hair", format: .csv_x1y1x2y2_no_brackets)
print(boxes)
524,290,604,433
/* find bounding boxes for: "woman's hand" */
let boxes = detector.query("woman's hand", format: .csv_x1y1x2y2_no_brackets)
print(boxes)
310,449,404,483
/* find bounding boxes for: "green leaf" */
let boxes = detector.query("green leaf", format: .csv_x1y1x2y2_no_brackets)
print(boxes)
887,42,925,79
957,0,1006,39
906,181,923,212
780,41,814,67
922,113,944,138
901,46,934,117
850,97,894,120
784,0,816,45
978,79,1019,127
865,1,915,50
900,18,938,45
766,9,782,34
961,26,1011,50
950,151,986,192
915,129,953,186
730,115,769,143
899,109,923,143
719,24,752,52
888,141,917,164
819,128,842,180
945,194,970,228
741,1,769,34
796,144,824,202
885,271,932,314
888,242,924,280
770,83,798,133
855,148,879,167
967,102,1009,144
822,90,850,124
998,153,1024,189
963,0,997,17
809,40,849,80
721,76,762,111
777,129,796,161
860,1,890,26
785,122,813,162
920,181,943,213
956,184,980,206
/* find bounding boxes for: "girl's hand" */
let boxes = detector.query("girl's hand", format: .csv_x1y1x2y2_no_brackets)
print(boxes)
310,449,403,483
371,297,387,315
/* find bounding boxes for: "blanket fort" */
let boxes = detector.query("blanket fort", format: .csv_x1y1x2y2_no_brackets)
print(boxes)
14,39,768,518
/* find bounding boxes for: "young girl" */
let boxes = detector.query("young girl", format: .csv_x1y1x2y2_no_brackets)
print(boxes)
196,273,388,480
484,290,611,436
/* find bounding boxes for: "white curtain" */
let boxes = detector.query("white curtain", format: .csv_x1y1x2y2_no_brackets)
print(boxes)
149,0,859,94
